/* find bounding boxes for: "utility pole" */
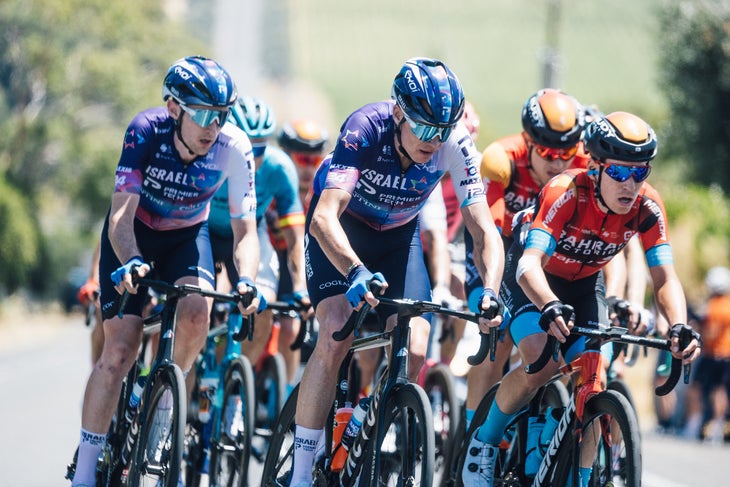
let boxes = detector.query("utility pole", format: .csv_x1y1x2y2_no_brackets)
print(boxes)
542,0,562,88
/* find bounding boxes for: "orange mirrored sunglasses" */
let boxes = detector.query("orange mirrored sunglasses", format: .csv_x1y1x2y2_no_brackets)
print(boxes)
291,152,324,167
533,144,578,161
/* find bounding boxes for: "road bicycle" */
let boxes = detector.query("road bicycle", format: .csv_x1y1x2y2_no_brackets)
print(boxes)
452,317,692,487
184,304,256,487
67,274,252,487
262,283,499,486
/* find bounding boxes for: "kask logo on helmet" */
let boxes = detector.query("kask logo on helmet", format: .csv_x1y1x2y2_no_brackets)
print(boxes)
174,66,191,80
528,99,545,128
404,69,419,92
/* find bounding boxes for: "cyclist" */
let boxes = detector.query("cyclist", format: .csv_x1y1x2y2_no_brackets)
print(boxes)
274,119,330,390
286,57,505,486
463,88,589,426
462,111,702,486
208,96,312,370
70,56,262,487
77,240,103,364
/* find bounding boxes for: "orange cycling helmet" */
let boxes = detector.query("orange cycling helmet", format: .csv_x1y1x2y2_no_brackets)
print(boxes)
521,88,584,149
278,119,329,154
584,112,657,163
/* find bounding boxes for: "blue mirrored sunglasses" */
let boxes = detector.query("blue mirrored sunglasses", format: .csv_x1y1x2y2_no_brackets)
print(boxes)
180,104,230,128
602,163,651,183
403,114,454,142
252,144,266,157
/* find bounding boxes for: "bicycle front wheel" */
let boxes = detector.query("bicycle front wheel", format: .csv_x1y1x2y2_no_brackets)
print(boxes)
424,363,459,485
363,382,435,487
127,364,186,487
260,384,298,486
553,389,641,487
209,356,255,487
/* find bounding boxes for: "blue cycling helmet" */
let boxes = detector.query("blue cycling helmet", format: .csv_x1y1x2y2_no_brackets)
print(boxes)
391,57,465,128
162,56,237,108
230,96,276,139
584,112,657,163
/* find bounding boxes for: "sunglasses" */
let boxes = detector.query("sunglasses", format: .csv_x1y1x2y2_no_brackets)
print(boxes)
533,144,578,161
601,162,652,183
291,152,324,168
403,113,454,143
252,144,266,158
180,104,230,128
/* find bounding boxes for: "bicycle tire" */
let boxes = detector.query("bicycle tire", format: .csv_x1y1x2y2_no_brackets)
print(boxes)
423,363,460,484
260,384,299,486
552,389,641,487
256,353,287,429
607,377,637,414
209,356,256,487
361,382,435,486
127,364,186,487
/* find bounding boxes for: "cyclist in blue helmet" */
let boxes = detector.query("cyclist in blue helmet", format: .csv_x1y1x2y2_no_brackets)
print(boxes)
70,56,261,487
286,57,505,486
208,96,312,402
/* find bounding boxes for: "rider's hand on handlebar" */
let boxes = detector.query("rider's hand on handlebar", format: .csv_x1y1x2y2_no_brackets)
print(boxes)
236,276,263,315
77,278,100,306
111,256,150,295
669,323,702,365
607,296,651,336
539,300,575,343
478,288,504,332
292,289,314,320
345,265,387,310
432,284,463,310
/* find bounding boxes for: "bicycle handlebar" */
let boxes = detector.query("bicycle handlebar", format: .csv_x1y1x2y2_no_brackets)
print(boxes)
265,300,316,351
118,271,256,342
524,324,692,396
332,280,500,366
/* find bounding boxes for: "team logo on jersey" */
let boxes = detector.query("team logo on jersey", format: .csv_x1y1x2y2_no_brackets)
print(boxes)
408,176,429,194
124,129,144,149
341,129,361,151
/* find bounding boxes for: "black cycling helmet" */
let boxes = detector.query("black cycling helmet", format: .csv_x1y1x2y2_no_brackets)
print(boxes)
521,88,584,149
230,96,276,139
162,56,237,108
584,111,657,163
391,57,465,128
278,120,329,153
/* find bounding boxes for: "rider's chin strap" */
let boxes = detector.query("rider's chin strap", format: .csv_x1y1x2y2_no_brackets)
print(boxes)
394,117,416,167
591,165,613,215
174,116,196,157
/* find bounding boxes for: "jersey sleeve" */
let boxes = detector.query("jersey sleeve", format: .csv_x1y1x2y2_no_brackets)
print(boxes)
637,184,674,267
226,136,257,221
114,113,157,195
323,110,379,194
481,142,513,187
525,174,579,255
271,152,305,228
444,123,487,208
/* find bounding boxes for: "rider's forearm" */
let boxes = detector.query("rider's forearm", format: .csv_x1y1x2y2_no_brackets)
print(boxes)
232,218,260,280
651,267,687,329
462,202,504,292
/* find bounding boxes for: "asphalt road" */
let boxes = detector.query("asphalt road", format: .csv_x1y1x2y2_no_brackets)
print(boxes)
0,311,727,486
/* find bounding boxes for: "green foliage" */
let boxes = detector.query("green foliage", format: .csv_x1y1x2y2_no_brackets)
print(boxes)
0,175,40,294
657,1,730,193
0,0,207,294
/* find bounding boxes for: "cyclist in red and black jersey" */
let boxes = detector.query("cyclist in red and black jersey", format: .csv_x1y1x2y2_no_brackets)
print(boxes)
462,111,702,486
462,89,588,429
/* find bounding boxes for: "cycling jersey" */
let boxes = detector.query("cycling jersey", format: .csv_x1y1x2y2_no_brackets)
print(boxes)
481,134,590,238
208,145,303,238
311,101,486,231
525,168,673,281
114,107,256,231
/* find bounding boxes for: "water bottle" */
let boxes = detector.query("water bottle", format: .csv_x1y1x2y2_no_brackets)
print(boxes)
431,388,444,432
525,407,562,476
341,397,371,451
330,402,354,472
524,414,546,477
124,373,147,424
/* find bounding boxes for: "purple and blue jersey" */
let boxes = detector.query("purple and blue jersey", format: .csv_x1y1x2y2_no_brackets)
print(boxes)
113,107,256,231
312,100,485,231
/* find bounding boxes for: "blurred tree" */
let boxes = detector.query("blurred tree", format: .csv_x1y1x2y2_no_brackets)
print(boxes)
658,1,730,193
0,0,206,295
